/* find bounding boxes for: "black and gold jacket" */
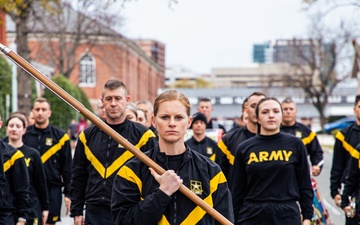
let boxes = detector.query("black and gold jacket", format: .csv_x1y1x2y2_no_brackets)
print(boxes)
280,122,324,167
330,123,360,198
111,145,234,225
23,124,72,196
1,141,30,220
70,119,157,216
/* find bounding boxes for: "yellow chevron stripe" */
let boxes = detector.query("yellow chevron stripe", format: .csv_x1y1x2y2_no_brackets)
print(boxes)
336,132,360,159
217,140,234,165
118,165,143,195
135,130,156,149
158,215,170,225
41,134,69,163
302,131,316,145
209,153,216,162
81,130,153,178
80,132,106,178
180,171,226,225
4,150,24,172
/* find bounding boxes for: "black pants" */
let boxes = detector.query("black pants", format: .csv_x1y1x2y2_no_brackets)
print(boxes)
237,201,301,225
85,204,114,225
46,186,62,224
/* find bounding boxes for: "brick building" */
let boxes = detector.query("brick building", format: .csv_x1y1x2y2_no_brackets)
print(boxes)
2,5,165,112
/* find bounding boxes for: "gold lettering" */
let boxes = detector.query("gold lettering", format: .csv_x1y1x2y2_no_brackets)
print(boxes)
269,150,283,161
283,150,293,161
247,152,259,165
259,151,269,162
24,158,31,167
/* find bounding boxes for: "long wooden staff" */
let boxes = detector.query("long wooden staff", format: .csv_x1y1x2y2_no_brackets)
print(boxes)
0,43,233,225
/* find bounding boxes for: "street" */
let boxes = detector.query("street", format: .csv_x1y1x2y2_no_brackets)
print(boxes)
317,147,345,225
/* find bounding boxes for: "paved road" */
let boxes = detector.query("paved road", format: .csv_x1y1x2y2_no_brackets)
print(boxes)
317,147,345,225
57,134,346,225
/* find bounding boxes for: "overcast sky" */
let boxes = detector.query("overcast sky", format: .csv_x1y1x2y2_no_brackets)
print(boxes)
120,0,357,74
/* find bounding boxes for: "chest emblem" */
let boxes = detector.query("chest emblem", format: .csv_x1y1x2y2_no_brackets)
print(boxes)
206,147,213,155
190,180,203,195
45,138,53,146
295,131,302,138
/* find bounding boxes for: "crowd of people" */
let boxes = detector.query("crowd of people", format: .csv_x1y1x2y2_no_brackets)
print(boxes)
0,78,360,225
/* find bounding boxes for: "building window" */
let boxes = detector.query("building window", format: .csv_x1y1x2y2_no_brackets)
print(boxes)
79,54,95,86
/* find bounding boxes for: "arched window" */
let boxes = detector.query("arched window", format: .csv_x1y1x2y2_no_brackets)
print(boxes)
79,54,95,86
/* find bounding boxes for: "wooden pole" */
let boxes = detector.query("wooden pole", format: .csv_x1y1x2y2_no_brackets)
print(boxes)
0,43,233,225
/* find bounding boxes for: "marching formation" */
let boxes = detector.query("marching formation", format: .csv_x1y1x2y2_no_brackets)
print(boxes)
0,78,360,225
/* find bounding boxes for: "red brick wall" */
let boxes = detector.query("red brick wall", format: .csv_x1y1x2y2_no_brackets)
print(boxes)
27,38,165,112
0,12,6,45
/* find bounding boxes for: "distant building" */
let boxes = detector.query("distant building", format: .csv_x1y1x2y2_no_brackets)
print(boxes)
253,38,334,66
165,65,210,88
210,63,302,88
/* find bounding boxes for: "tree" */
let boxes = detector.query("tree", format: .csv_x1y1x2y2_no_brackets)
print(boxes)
0,0,60,116
29,0,123,78
0,55,12,137
43,74,91,131
279,26,355,128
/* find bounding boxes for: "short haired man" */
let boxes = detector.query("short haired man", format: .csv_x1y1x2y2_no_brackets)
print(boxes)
330,95,360,225
186,112,222,165
135,100,156,132
218,92,266,178
96,98,106,120
280,98,324,176
70,80,157,225
23,97,72,225
197,98,226,134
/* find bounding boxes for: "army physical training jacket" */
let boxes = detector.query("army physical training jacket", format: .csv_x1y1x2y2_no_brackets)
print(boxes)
70,119,157,216
0,141,30,220
330,123,360,198
280,122,324,167
23,124,72,197
112,145,234,225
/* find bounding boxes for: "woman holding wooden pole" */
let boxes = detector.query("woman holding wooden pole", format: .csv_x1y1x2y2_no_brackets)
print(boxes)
111,90,234,224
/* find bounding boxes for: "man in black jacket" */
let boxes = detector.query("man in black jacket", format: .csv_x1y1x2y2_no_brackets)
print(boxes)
23,97,72,225
70,80,157,225
280,97,324,176
197,97,227,134
186,112,222,165
330,95,360,225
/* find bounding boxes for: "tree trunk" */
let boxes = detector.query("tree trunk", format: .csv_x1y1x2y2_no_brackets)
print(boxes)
16,14,32,115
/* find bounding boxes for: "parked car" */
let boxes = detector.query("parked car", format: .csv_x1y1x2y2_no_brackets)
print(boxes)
323,117,356,134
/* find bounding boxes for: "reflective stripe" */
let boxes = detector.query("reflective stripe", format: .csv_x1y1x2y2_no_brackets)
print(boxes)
80,130,153,178
218,139,234,165
302,131,316,145
4,150,24,172
158,215,170,225
135,130,156,149
41,134,69,163
336,132,360,159
118,165,143,195
209,153,216,162
80,132,106,178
